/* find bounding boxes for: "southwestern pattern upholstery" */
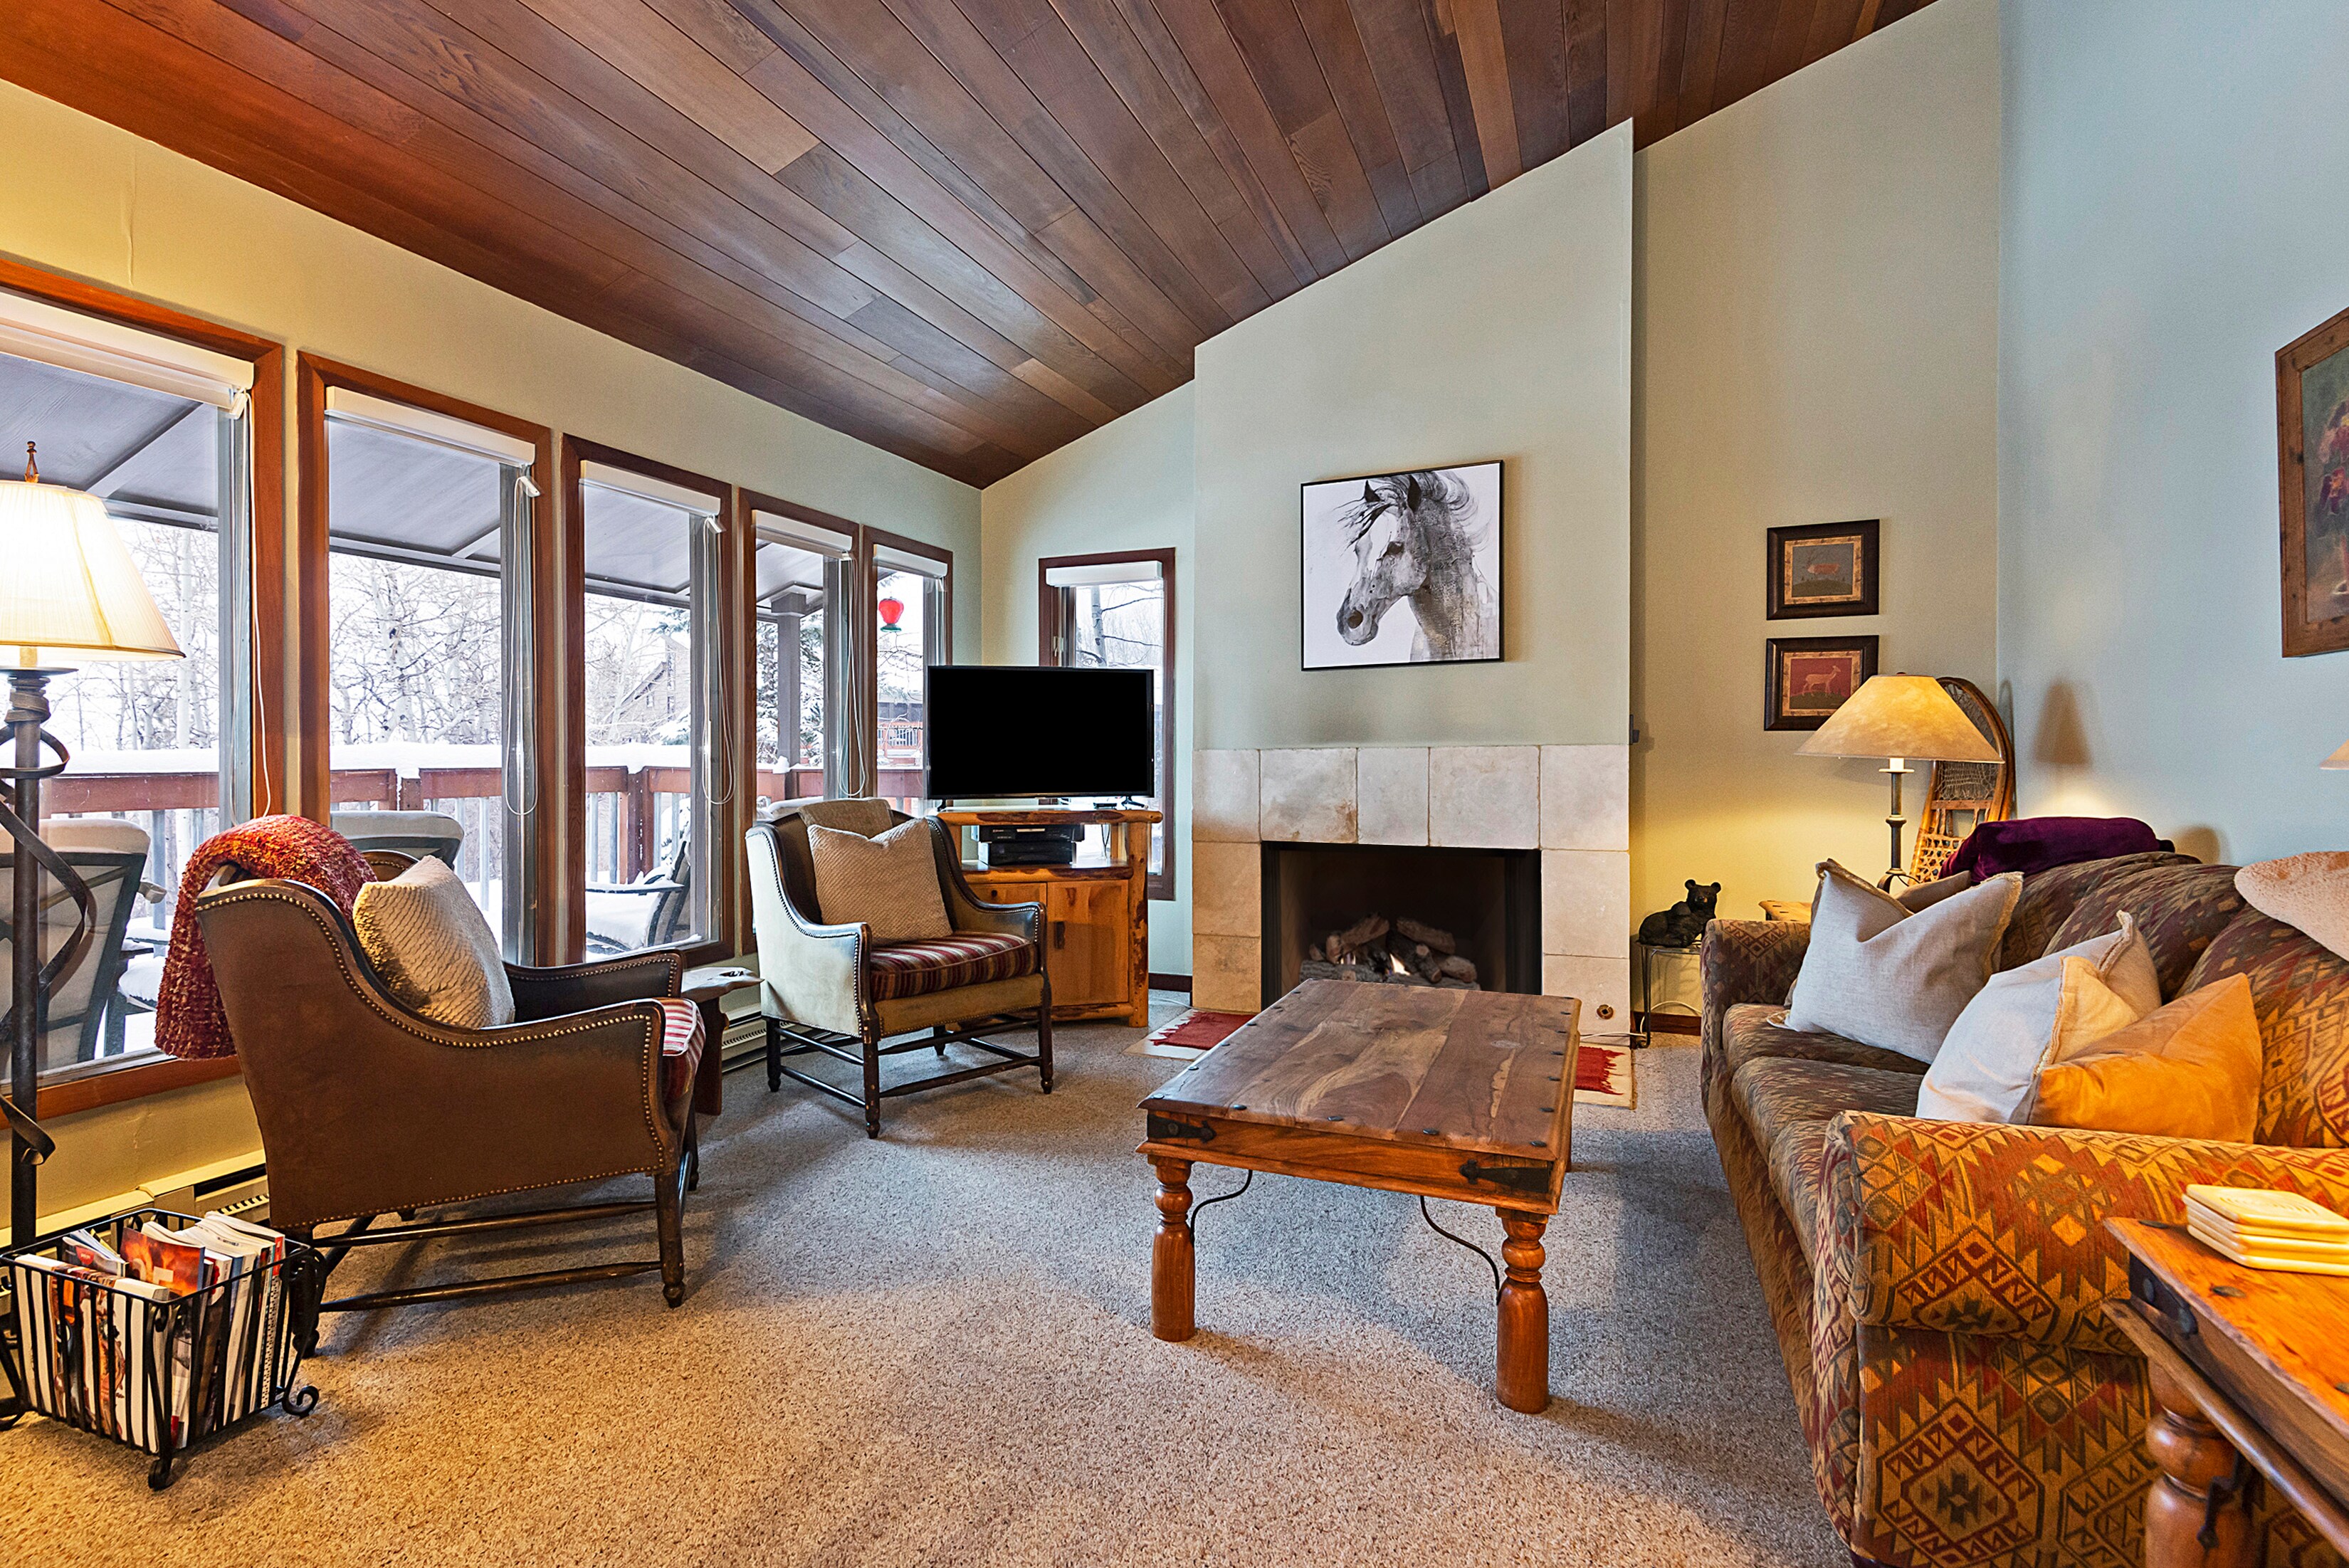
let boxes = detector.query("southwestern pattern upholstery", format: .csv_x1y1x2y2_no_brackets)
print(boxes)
866,932,1039,1001
1703,852,2349,1568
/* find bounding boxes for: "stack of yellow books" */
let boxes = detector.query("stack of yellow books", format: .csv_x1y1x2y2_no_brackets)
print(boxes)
2184,1184,2349,1275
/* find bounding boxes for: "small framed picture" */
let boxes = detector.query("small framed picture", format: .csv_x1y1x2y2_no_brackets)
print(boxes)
1765,635,1879,731
1767,520,1880,619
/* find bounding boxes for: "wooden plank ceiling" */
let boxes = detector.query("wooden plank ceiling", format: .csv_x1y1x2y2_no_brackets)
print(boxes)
2,0,1938,486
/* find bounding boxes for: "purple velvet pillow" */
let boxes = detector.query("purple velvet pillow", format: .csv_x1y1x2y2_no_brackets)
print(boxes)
1943,817,2172,880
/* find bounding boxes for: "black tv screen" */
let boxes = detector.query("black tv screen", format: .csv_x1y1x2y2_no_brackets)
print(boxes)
924,665,1157,800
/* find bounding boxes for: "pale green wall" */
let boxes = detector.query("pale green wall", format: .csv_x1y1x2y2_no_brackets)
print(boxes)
1634,0,2001,919
979,386,1195,974
2000,0,2349,864
0,79,978,1222
1192,124,1634,750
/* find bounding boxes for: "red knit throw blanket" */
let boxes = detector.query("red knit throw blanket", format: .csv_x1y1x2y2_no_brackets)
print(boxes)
154,814,374,1060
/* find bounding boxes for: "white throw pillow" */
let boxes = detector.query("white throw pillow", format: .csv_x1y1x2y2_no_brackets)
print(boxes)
352,856,516,1029
1915,915,2163,1123
1782,861,2024,1061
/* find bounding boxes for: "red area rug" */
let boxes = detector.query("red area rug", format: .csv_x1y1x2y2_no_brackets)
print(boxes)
1132,1007,1636,1109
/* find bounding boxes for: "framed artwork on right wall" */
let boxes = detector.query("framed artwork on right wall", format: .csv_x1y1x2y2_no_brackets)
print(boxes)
2279,302,2349,656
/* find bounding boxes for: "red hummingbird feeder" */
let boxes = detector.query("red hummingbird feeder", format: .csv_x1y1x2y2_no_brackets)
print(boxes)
877,595,905,631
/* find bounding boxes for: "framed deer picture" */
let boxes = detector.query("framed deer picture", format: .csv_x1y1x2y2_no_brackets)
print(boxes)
1300,461,1503,670
1767,518,1879,619
1765,635,1878,731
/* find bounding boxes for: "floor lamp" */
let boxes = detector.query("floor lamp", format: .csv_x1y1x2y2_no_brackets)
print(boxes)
1797,674,2002,890
2,444,183,1245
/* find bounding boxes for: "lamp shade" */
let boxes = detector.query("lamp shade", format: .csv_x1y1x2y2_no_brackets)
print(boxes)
0,478,182,663
2324,739,2349,770
1796,674,2000,762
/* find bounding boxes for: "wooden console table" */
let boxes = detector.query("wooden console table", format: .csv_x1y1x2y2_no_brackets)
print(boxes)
2104,1218,2349,1567
937,808,1160,1027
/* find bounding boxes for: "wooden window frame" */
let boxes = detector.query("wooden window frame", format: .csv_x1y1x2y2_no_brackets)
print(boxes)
562,437,747,969
740,489,858,810
0,261,286,1117
863,526,954,805
1036,548,1177,901
295,355,562,960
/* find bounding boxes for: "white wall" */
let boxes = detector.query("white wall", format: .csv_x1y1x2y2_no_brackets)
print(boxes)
1192,124,1633,752
0,78,979,1223
2000,0,2349,865
1634,0,2002,918
979,386,1195,974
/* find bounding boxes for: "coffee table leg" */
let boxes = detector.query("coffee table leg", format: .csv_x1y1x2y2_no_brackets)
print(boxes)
2144,1359,2255,1567
1151,1157,1196,1342
1496,1209,1550,1414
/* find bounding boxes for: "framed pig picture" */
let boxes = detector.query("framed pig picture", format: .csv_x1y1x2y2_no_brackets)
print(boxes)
2279,305,2349,656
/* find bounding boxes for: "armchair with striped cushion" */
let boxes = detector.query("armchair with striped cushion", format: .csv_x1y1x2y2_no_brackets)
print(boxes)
745,799,1051,1139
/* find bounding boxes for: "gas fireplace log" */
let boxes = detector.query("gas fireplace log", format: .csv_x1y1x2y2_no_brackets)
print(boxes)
1393,917,1457,955
1436,954,1478,984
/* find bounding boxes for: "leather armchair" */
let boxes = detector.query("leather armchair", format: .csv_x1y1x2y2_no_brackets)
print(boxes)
196,870,703,1342
746,801,1050,1138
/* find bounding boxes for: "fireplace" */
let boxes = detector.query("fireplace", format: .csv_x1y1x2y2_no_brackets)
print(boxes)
1260,842,1541,1002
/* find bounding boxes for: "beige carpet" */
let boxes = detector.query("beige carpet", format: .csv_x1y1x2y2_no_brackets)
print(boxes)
6,999,1842,1567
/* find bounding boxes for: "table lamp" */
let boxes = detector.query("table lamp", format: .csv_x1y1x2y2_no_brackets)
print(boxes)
2,443,182,1243
1797,673,2000,889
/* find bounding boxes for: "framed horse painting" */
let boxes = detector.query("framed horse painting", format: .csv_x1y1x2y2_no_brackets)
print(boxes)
1300,461,1503,669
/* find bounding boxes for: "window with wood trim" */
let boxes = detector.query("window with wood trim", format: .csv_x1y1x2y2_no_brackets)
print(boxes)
871,530,952,817
566,441,741,964
0,266,284,1110
745,495,854,808
1038,549,1174,900
303,366,553,962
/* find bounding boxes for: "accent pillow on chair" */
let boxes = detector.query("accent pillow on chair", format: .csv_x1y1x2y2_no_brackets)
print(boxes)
352,856,515,1029
1782,861,2024,1061
1914,914,2162,1123
2236,852,2349,962
2028,973,2263,1142
807,819,954,942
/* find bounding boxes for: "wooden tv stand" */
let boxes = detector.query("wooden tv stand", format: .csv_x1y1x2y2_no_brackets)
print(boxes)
937,808,1160,1026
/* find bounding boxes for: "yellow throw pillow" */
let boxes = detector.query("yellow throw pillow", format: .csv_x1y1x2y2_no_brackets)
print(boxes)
2029,974,2261,1142
806,818,954,942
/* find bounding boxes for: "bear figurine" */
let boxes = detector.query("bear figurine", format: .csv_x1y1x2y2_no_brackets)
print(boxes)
1637,879,1720,949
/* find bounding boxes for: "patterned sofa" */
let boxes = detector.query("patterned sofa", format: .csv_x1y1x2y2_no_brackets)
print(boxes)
1701,851,2349,1568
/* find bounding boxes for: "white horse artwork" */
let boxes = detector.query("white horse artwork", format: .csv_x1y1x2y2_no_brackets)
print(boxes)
1301,463,1501,668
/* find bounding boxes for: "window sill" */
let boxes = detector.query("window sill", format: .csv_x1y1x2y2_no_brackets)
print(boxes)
36,1054,243,1120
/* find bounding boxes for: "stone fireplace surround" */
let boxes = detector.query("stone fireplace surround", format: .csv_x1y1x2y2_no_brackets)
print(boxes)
1190,745,1631,1024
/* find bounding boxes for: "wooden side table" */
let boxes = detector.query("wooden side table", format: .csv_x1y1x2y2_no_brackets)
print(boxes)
681,964,759,1119
2104,1218,2349,1567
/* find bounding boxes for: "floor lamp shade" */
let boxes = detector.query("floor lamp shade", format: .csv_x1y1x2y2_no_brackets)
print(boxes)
0,478,183,663
1795,674,1999,889
1795,675,2002,764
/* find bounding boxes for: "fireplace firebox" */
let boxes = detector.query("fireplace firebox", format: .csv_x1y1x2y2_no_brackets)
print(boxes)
1259,842,1540,1003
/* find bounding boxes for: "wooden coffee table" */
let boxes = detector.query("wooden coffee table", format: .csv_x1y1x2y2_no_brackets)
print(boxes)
1137,979,1580,1413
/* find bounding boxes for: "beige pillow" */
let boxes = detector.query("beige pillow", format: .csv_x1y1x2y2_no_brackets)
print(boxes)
2236,853,2349,962
1782,861,2024,1061
1914,915,2162,1123
2031,974,2263,1142
352,856,515,1028
808,819,952,942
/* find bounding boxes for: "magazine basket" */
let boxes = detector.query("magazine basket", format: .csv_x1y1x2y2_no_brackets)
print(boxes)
0,1208,320,1489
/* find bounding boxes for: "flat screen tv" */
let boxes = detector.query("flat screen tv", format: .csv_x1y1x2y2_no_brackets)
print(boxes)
923,665,1156,801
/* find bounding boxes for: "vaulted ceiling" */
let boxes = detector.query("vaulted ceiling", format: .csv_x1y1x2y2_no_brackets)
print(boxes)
4,0,1938,486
